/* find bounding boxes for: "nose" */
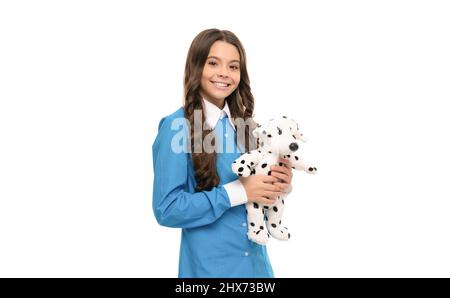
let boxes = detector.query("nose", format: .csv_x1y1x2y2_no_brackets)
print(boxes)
289,142,298,151
218,66,229,78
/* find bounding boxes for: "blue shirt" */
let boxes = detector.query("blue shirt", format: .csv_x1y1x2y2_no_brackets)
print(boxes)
152,105,274,278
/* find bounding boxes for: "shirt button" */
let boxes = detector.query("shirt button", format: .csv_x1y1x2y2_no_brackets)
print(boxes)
224,133,228,138
244,251,249,256
242,222,247,227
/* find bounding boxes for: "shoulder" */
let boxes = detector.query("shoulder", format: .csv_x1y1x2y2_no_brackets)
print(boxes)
152,107,190,161
157,107,186,131
153,107,190,150
158,107,188,133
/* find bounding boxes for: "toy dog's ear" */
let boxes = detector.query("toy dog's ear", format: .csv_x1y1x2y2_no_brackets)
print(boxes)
252,124,266,139
291,121,308,143
295,130,308,143
252,125,262,138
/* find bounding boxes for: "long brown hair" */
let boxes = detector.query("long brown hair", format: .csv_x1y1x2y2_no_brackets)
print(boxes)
183,28,257,192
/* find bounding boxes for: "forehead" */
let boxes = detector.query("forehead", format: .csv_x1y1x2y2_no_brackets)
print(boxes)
208,41,240,62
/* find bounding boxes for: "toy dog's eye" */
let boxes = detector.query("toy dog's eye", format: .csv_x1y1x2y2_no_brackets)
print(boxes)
267,134,272,138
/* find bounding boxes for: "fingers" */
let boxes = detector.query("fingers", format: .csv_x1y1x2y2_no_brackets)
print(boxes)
270,171,289,183
278,158,292,168
262,182,283,192
271,165,291,175
259,196,278,205
274,182,290,192
263,190,284,198
261,175,279,183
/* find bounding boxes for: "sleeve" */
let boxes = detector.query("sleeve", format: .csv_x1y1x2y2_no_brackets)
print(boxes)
152,115,242,229
223,179,248,206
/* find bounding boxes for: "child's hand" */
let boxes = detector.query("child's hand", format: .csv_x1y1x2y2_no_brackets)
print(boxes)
270,158,293,193
240,175,283,205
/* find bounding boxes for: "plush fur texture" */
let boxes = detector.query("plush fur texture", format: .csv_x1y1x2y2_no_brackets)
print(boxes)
232,116,317,245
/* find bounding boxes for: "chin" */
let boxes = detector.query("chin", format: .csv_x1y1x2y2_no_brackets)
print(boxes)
209,90,231,99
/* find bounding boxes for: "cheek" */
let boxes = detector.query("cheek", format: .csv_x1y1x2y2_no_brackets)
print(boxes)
201,69,212,88
230,74,240,91
202,65,214,79
199,78,208,92
234,73,241,84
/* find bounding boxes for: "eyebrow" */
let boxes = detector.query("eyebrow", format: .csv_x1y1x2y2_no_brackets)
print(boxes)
207,56,240,63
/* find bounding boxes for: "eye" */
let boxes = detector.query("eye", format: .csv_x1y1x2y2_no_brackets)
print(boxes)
231,65,239,70
208,61,217,66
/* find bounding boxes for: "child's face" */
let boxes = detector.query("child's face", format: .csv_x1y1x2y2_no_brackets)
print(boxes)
200,41,241,106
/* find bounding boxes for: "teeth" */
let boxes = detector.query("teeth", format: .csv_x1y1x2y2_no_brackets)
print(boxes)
213,81,229,87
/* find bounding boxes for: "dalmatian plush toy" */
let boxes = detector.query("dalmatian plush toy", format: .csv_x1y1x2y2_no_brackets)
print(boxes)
232,116,317,245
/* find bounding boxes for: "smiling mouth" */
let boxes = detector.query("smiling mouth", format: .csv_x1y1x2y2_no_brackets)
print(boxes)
211,81,231,88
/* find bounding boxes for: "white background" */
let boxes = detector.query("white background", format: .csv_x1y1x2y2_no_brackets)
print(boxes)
1,0,449,277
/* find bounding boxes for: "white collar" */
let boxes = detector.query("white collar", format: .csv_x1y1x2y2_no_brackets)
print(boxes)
202,98,235,131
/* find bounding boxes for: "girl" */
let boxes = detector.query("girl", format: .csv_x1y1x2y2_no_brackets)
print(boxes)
152,29,294,278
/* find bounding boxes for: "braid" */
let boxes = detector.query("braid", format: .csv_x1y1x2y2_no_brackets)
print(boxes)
184,93,220,192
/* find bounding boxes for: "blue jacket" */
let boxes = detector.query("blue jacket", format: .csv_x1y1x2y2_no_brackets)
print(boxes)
152,103,274,278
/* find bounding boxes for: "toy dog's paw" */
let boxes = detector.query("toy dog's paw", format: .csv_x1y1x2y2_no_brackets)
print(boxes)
306,166,318,175
247,225,270,245
268,223,290,241
232,160,253,177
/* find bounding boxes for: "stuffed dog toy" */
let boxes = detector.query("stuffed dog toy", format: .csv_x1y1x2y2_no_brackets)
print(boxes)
232,116,317,245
